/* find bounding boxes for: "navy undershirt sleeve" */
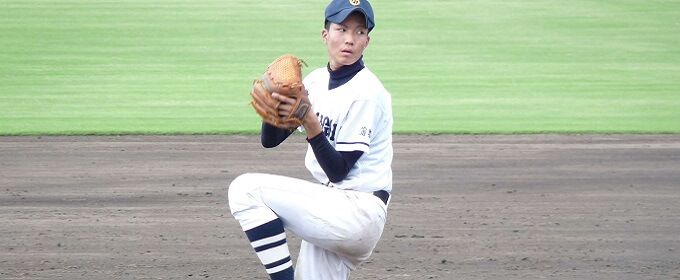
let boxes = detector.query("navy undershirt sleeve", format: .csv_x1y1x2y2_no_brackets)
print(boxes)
260,122,294,148
307,132,363,183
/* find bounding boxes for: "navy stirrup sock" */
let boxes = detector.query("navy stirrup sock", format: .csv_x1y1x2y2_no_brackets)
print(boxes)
244,218,294,280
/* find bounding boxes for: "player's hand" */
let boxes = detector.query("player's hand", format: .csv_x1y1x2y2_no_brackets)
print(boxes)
272,92,320,137
271,92,294,117
272,92,313,118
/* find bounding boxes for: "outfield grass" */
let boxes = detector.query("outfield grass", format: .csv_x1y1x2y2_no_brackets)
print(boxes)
1,0,678,135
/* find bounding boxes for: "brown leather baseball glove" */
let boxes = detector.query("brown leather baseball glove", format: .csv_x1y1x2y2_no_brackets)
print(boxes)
250,54,311,131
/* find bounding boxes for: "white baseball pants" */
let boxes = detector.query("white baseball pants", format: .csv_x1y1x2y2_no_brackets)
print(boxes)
228,173,387,280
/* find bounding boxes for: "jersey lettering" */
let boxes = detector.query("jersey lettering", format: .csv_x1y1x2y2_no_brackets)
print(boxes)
316,112,338,141
359,127,372,138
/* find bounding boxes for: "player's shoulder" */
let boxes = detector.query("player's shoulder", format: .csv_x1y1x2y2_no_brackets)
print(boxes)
354,67,391,100
303,67,328,85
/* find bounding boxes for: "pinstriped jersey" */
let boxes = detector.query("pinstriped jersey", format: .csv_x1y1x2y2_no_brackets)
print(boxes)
302,66,393,192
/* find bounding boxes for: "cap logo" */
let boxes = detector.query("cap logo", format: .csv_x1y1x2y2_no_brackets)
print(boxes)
349,0,360,6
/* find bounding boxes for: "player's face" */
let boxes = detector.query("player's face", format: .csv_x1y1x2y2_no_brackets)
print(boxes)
322,12,370,71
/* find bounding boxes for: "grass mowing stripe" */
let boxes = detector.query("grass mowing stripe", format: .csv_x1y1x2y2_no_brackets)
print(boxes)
368,0,679,133
1,0,678,135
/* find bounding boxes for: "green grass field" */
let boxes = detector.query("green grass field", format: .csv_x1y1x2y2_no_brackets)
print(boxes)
1,0,679,135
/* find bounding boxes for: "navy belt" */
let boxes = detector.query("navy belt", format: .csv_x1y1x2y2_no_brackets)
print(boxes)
373,190,390,205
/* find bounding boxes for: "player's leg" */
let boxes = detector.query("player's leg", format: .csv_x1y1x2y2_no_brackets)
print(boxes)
228,173,296,280
282,188,386,263
228,173,387,279
288,189,387,280
295,240,351,280
243,218,294,279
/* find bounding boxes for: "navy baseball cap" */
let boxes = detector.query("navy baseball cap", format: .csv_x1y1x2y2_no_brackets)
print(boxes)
325,0,375,32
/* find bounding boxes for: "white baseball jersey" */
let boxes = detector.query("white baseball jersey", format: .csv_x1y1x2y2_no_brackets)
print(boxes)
301,66,393,193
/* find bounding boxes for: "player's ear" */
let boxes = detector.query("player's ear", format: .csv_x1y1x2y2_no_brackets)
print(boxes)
322,28,329,44
361,35,370,52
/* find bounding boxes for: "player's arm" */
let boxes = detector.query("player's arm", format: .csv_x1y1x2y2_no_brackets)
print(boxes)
295,95,363,182
306,98,385,182
271,92,361,182
307,133,362,183
259,90,314,148
260,122,293,148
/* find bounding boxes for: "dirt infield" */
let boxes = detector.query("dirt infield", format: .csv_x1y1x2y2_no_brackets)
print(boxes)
1,134,679,280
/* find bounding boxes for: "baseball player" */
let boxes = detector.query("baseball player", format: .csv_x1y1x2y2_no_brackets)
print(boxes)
228,0,392,279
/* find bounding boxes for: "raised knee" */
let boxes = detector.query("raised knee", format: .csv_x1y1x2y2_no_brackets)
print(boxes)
227,173,256,215
228,173,257,200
